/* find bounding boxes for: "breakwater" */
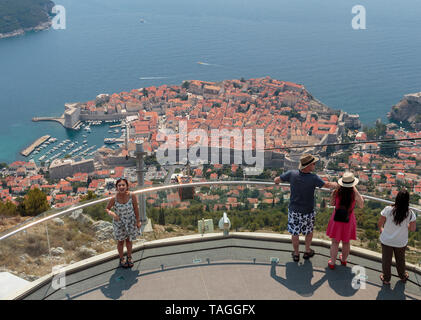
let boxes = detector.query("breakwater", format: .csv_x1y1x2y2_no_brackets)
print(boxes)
32,116,65,126
20,135,50,157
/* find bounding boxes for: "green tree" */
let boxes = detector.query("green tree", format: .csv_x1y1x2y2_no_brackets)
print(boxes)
83,202,109,221
80,190,97,202
379,141,399,157
363,126,376,140
364,229,379,241
251,189,260,199
249,222,258,232
158,208,165,225
375,122,387,138
22,188,49,216
182,81,190,90
0,200,17,217
325,145,335,157
15,197,25,215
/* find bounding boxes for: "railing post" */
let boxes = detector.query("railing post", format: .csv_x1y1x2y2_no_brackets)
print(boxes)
135,140,151,233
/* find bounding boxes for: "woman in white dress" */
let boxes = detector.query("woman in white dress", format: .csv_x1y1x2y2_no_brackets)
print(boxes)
106,178,141,268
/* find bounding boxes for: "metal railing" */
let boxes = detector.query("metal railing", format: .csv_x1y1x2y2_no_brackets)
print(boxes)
1,180,420,241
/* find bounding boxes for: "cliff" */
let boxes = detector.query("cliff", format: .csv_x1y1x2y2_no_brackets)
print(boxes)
0,0,55,39
388,92,421,130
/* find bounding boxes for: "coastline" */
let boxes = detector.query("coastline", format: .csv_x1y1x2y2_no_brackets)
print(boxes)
0,21,52,40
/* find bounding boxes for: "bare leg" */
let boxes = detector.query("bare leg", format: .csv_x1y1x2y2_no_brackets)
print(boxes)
330,239,340,264
117,240,125,259
292,235,300,255
126,239,133,257
305,232,313,253
341,241,350,261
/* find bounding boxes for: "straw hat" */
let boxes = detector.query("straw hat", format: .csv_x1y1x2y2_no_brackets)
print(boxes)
299,154,319,170
338,171,359,188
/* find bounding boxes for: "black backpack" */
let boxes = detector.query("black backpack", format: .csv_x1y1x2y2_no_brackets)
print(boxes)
334,205,350,223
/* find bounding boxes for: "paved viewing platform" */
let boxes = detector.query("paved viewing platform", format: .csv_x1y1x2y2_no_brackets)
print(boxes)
9,233,421,300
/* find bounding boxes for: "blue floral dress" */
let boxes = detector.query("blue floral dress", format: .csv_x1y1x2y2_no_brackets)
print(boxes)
112,194,139,241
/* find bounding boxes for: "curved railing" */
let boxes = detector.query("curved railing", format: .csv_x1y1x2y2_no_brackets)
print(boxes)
0,180,420,297
1,181,419,241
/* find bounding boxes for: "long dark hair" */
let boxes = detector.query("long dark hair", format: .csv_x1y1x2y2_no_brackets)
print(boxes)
392,189,409,225
337,186,355,211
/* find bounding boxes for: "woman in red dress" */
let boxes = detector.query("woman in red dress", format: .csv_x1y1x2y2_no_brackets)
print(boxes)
326,172,364,269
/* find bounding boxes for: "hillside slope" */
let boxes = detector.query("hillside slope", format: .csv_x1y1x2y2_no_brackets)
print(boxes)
0,0,55,38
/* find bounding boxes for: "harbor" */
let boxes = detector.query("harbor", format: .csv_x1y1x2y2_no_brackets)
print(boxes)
20,135,51,157
19,120,128,166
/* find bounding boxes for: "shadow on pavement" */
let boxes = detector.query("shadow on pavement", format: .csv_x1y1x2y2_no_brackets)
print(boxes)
376,281,408,300
270,260,328,297
324,265,359,297
99,267,140,300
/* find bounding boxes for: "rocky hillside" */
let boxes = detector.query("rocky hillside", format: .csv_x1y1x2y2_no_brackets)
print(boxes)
0,0,55,39
388,92,421,130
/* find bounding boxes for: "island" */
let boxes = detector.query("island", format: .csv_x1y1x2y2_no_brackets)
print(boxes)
0,0,55,39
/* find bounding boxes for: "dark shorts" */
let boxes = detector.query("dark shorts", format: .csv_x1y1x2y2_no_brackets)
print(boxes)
287,209,316,236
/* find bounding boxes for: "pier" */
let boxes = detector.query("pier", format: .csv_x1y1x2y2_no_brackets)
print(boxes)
109,123,124,128
32,116,65,126
20,135,50,157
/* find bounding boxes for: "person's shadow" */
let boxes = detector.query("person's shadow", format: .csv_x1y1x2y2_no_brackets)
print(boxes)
270,260,328,297
324,265,359,297
100,267,140,300
376,281,407,300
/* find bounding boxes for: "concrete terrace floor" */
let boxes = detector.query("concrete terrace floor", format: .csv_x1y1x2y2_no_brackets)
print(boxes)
16,233,421,300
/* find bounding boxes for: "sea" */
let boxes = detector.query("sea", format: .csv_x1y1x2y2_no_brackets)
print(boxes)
0,0,420,164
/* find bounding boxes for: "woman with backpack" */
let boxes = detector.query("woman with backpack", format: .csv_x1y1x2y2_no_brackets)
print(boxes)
326,172,364,269
378,189,416,285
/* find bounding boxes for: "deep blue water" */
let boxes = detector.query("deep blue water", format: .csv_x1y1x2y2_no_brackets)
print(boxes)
0,0,420,163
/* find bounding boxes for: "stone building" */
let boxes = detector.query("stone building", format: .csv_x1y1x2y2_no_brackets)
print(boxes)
64,103,81,129
49,159,95,180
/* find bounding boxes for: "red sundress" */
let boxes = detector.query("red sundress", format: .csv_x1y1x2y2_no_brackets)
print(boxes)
326,195,357,242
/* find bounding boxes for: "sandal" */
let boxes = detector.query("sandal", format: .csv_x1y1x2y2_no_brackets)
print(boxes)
339,254,347,266
400,272,409,283
379,274,390,285
303,249,315,259
291,252,300,262
127,256,134,268
119,257,128,268
328,259,335,270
